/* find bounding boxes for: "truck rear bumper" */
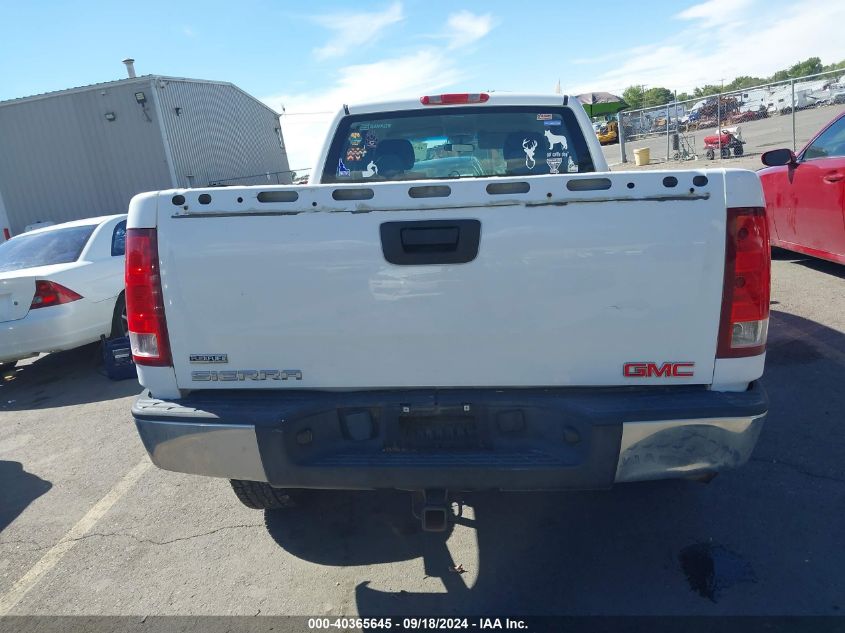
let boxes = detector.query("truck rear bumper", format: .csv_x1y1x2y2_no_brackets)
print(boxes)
132,383,767,490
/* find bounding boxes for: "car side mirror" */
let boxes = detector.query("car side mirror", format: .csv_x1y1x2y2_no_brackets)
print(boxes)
761,148,797,167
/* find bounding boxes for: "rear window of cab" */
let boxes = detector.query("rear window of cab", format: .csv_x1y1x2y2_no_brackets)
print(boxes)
321,106,595,183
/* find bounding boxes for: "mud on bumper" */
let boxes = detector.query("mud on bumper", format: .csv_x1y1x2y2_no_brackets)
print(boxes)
132,383,767,490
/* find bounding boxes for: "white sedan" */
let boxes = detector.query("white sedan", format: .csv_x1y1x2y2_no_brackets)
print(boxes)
0,215,128,369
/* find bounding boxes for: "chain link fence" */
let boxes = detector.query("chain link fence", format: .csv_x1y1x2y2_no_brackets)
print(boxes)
605,69,845,168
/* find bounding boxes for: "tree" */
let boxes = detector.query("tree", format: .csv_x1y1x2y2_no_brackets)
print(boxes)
693,84,722,98
622,85,674,109
622,86,645,109
787,57,823,78
725,76,765,91
767,58,823,84
643,87,674,107
822,58,845,72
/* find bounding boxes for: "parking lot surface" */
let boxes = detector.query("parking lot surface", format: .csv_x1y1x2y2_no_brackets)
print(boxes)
1,252,843,616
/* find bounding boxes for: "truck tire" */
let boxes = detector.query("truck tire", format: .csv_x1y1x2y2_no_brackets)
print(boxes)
229,479,302,510
109,293,128,339
705,148,715,160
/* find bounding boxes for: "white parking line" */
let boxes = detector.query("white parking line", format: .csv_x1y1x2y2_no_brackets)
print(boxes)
0,459,151,615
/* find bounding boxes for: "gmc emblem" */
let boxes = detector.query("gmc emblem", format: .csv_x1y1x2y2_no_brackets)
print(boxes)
623,362,695,377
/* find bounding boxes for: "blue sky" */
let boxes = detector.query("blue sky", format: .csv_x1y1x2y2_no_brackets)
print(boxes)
2,0,842,169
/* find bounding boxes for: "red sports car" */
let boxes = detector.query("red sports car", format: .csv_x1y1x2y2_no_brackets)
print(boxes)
758,110,845,264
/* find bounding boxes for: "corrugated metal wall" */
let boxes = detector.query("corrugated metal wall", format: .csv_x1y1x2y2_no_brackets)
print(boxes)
0,79,173,234
154,79,290,188
0,76,291,235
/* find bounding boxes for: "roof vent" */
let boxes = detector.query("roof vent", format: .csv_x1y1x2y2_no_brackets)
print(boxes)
122,58,136,78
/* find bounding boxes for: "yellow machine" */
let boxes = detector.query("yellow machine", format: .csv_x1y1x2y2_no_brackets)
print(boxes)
596,120,619,145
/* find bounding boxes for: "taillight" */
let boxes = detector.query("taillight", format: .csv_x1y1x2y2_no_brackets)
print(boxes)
30,280,82,309
717,207,770,358
3,228,10,241
125,228,171,367
420,93,489,106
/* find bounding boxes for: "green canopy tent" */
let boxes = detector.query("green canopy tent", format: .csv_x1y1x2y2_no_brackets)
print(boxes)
576,92,628,118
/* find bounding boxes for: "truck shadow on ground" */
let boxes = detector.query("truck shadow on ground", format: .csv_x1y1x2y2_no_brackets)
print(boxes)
0,460,52,533
263,310,845,615
264,481,706,614
771,248,845,280
0,343,140,411
767,309,845,364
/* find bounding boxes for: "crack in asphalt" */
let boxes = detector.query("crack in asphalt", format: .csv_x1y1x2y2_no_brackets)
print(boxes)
73,522,266,546
0,538,46,552
751,456,845,483
0,523,264,552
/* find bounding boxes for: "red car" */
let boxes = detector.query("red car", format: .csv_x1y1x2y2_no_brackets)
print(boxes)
758,110,845,264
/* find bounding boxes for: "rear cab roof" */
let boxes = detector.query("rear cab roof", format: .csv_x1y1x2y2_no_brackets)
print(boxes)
345,93,574,115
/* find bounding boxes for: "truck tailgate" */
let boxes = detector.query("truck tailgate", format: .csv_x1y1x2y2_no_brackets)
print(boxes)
155,172,727,390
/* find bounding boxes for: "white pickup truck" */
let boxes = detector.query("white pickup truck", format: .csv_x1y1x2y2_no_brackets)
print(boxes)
128,93,770,530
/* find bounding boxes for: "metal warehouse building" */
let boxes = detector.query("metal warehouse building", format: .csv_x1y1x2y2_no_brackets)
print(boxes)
0,65,290,236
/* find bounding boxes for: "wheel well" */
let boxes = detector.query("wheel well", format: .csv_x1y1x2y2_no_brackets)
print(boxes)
109,291,127,338
113,291,125,316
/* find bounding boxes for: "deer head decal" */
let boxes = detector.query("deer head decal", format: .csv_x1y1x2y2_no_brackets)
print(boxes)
522,138,538,169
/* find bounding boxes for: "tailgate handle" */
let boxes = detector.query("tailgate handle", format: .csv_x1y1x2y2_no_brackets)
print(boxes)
380,220,481,265
401,227,459,252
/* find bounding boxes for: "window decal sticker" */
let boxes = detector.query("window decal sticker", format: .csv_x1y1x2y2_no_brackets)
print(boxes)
362,161,378,178
337,158,351,177
359,122,391,130
537,113,553,120
544,129,568,151
547,156,563,174
346,146,366,162
522,138,538,169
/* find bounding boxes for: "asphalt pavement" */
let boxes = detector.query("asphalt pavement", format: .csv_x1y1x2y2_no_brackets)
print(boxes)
0,252,843,617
